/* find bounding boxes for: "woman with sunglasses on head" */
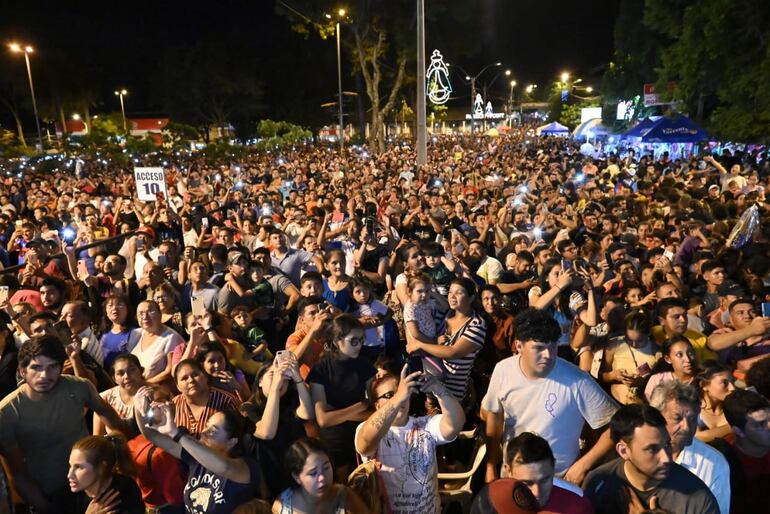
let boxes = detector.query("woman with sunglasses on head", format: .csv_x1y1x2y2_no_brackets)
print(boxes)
308,315,375,481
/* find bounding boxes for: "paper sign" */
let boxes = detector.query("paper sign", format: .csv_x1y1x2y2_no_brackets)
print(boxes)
134,167,168,202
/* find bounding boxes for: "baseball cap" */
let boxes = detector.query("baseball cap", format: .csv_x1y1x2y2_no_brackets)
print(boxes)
26,237,48,249
227,251,250,266
717,280,745,297
136,225,156,239
478,479,539,514
708,184,720,191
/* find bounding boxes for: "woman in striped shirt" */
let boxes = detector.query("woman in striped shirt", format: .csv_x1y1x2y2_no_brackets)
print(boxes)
172,359,241,438
406,277,486,400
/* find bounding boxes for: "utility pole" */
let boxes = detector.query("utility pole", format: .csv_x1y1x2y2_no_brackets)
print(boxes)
416,0,427,165
470,78,476,134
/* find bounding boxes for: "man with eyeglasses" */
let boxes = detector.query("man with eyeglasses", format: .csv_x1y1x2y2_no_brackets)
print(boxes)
355,366,465,514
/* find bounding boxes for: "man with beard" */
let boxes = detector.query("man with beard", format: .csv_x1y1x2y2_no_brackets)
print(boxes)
0,337,128,513
39,277,67,316
584,404,719,514
649,382,730,514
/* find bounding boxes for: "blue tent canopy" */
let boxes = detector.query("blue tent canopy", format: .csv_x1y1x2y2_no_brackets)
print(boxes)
537,121,570,136
622,117,658,138
641,115,708,143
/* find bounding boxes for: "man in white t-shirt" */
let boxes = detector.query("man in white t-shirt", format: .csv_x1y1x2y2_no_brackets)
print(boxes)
482,308,618,486
355,367,465,514
649,381,731,514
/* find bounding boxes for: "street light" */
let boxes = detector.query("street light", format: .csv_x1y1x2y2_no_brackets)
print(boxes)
508,80,517,123
560,71,570,84
114,89,128,133
72,114,89,135
452,62,502,133
325,8,347,154
586,86,593,93
9,43,43,152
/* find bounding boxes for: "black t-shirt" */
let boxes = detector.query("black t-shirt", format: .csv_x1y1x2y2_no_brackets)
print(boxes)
74,474,145,514
307,355,376,466
405,223,437,242
181,449,259,514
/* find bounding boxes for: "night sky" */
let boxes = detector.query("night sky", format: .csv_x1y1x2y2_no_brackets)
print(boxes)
0,0,620,130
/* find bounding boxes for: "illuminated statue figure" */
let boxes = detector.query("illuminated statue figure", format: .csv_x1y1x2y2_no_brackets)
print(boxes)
426,50,452,105
474,94,484,118
485,101,493,117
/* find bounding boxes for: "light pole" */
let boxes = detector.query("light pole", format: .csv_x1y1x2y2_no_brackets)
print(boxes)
416,0,427,165
114,89,128,134
508,80,517,124
522,84,537,120
9,43,43,152
325,9,347,154
72,114,89,135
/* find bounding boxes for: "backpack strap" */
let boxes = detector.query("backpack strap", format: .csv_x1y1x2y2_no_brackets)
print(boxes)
146,445,158,474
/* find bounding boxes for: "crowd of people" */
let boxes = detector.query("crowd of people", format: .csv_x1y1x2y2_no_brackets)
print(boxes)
0,128,769,514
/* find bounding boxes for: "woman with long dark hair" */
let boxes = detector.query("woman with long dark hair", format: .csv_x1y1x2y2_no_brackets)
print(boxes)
696,360,735,443
406,277,486,400
272,438,367,514
133,389,259,514
644,335,698,401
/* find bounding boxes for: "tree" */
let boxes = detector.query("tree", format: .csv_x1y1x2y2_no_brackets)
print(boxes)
156,38,265,142
644,0,770,141
0,59,30,147
277,0,482,154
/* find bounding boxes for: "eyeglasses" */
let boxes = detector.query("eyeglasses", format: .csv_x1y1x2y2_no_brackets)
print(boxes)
345,336,364,347
376,390,396,401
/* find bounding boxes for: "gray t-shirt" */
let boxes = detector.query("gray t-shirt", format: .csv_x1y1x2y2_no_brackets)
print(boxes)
0,375,103,495
481,355,618,473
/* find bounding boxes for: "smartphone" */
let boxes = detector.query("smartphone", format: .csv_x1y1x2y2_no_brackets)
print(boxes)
191,295,206,317
407,354,424,375
561,258,573,271
0,286,8,305
157,255,169,267
663,250,675,261
637,362,652,377
201,217,209,229
605,252,613,269
762,303,770,318
76,260,89,278
275,350,295,364
53,319,73,345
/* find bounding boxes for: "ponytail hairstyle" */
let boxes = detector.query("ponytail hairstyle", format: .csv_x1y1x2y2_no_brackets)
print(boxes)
72,434,137,478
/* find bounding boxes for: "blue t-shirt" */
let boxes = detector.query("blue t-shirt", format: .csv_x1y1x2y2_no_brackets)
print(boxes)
100,328,135,370
323,280,353,312
181,449,259,514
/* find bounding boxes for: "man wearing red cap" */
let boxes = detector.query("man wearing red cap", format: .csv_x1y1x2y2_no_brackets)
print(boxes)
471,432,594,514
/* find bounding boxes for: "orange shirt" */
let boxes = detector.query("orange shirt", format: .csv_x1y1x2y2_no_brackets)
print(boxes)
285,327,326,379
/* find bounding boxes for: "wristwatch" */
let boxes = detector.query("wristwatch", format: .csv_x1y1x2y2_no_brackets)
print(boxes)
173,427,189,443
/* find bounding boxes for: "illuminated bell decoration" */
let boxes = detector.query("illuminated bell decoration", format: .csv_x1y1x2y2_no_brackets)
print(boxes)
474,94,484,117
426,50,452,105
